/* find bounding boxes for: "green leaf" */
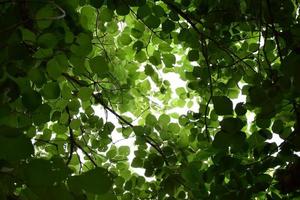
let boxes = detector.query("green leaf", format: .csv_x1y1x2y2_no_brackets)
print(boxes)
20,28,36,43
37,33,58,49
36,5,55,29
52,123,68,135
162,54,176,68
137,5,151,19
149,51,161,66
103,122,115,135
235,103,247,115
22,89,42,111
107,146,117,159
131,28,143,39
23,158,70,187
133,126,144,136
28,68,46,86
68,99,81,113
71,33,93,57
90,0,104,8
118,146,130,156
0,134,33,160
145,114,157,126
99,7,114,22
118,34,132,46
133,40,144,52
212,96,233,115
32,104,52,125
135,50,147,63
258,129,272,140
131,157,143,168
153,5,166,17
80,6,97,31
70,119,81,130
89,56,109,77
42,82,60,100
78,87,93,101
68,167,113,195
33,48,53,59
46,54,68,79
162,20,175,33
46,58,60,78
96,193,118,200
144,15,160,29
272,120,284,133
116,2,130,16
144,64,155,76
158,114,170,126
220,117,244,133
213,132,230,151
187,50,199,61
256,114,271,129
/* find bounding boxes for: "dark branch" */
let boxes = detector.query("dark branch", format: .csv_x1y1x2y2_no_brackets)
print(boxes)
63,73,169,165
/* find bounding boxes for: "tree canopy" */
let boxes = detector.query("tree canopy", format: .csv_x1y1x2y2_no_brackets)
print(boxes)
0,0,300,199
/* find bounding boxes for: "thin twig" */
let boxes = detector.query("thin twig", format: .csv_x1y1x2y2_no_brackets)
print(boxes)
76,153,83,173
113,136,135,145
95,9,112,63
202,40,213,141
263,26,273,78
162,0,257,73
75,142,98,167
34,138,58,152
66,106,75,166
0,1,65,34
266,0,283,63
63,72,169,165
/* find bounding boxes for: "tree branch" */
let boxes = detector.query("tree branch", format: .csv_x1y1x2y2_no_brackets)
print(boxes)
63,72,169,165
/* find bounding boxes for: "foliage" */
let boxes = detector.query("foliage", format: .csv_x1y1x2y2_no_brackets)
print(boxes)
0,0,300,199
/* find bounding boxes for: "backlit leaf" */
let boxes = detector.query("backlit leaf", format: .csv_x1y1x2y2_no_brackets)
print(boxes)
212,96,233,115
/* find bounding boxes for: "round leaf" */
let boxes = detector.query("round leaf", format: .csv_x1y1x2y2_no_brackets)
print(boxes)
212,96,233,115
89,56,109,77
43,82,60,99
22,90,42,111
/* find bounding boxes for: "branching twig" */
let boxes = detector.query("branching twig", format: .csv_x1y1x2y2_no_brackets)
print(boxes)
62,72,169,165
92,93,169,165
75,142,98,167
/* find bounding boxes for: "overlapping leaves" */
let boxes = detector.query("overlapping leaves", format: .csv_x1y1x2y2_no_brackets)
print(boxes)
0,0,299,199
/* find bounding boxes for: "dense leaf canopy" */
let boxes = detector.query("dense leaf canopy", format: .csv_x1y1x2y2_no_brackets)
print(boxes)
1,0,300,199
